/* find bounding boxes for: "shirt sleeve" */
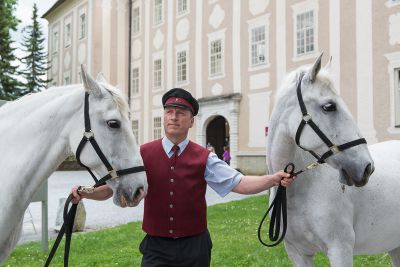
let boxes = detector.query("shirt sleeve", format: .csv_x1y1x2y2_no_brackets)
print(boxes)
204,152,243,197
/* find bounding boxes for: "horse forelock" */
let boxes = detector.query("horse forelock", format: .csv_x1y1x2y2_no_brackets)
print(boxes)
276,66,337,105
100,83,130,118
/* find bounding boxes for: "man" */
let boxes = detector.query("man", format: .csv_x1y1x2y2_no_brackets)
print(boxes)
72,88,295,267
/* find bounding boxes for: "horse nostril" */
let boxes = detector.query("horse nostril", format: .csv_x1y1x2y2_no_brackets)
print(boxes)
364,163,374,178
134,187,144,199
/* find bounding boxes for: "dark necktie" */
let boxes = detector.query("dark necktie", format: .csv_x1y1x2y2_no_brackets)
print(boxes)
170,145,180,166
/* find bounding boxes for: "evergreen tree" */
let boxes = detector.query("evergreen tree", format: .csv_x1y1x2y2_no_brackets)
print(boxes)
0,0,22,100
20,3,51,94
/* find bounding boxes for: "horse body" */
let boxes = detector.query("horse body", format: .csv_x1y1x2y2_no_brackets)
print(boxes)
267,55,400,266
0,68,147,263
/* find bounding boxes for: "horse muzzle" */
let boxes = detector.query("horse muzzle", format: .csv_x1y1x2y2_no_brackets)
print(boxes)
115,186,147,207
340,162,374,187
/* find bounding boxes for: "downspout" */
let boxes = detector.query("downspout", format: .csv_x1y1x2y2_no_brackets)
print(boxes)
128,0,133,118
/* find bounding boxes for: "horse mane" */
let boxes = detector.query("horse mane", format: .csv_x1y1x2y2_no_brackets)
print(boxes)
0,83,129,119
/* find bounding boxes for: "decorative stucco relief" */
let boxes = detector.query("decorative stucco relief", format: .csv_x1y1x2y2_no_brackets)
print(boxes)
52,56,58,75
153,29,164,50
176,18,189,42
209,4,225,29
78,43,86,64
389,13,400,45
64,51,71,69
211,83,223,95
132,39,142,59
153,94,163,106
249,0,269,16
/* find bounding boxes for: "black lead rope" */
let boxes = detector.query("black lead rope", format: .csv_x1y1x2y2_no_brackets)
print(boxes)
257,163,301,247
44,92,145,267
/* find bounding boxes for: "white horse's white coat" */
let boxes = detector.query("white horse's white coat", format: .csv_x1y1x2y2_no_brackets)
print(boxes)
0,68,147,263
267,56,400,266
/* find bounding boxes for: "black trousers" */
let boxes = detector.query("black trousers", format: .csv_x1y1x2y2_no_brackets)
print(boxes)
139,230,212,267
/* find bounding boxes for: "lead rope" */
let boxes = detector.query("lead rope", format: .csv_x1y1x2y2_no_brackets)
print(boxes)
257,161,321,247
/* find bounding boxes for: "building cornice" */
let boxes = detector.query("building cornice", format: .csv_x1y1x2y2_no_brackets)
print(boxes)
42,0,68,19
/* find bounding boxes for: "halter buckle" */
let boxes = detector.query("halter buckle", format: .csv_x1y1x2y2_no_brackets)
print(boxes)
84,131,94,139
303,114,312,123
330,145,340,154
78,186,95,194
306,162,319,170
109,169,118,179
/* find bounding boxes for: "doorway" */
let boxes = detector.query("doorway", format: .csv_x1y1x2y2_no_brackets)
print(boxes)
206,116,229,159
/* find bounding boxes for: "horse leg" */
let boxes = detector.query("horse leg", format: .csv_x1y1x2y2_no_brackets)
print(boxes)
284,241,314,267
389,247,400,267
326,243,354,267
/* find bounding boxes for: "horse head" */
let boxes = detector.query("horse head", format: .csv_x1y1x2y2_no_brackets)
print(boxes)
70,66,148,207
271,54,374,187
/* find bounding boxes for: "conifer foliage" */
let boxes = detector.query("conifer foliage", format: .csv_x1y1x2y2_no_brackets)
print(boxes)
20,3,51,94
0,0,21,100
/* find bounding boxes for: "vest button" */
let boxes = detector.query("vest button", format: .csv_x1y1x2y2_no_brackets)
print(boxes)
171,166,174,170
170,217,173,221
170,179,174,183
170,191,174,196
169,229,173,234
169,204,173,208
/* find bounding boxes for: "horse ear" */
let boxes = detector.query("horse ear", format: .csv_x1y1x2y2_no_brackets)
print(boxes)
309,52,323,83
96,72,108,84
80,64,103,98
324,56,333,71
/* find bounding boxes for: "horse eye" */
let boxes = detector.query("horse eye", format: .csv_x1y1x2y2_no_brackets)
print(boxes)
107,120,121,129
322,102,336,112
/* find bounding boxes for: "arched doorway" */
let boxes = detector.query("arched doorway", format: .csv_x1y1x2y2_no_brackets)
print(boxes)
206,116,229,159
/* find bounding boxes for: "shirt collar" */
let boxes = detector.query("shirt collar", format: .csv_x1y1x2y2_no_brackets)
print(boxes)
162,137,189,155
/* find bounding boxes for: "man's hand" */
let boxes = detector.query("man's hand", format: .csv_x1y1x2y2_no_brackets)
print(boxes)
71,186,82,204
270,170,296,187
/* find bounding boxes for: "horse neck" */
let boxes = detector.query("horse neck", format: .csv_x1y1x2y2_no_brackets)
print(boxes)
0,86,84,213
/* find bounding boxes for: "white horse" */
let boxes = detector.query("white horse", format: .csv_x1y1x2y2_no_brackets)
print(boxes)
267,54,400,266
0,66,148,263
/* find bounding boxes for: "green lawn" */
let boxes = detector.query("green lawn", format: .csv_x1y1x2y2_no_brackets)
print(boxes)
1,196,392,266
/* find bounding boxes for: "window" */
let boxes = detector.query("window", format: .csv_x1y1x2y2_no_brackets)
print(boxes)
65,23,71,47
395,68,400,127
153,59,162,89
131,68,139,95
153,117,162,139
52,30,59,54
296,11,314,56
177,0,188,15
79,13,86,39
153,0,163,25
251,26,266,66
132,7,140,34
210,39,222,76
132,120,139,144
176,50,187,83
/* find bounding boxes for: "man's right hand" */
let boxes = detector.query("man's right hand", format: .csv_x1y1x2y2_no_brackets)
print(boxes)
71,186,82,204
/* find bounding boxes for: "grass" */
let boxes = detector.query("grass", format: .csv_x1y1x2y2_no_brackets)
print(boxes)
1,196,392,266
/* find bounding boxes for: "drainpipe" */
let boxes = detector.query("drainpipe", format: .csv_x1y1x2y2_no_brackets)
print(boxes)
127,0,133,118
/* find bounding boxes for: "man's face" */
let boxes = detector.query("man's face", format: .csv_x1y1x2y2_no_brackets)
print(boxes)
164,106,194,138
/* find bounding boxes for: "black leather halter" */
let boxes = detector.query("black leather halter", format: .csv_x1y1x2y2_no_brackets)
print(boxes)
44,92,145,267
294,73,367,164
258,73,367,247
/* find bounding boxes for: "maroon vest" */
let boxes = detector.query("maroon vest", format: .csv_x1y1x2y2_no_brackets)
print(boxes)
140,139,210,238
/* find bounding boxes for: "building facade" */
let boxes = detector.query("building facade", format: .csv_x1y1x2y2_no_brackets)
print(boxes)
44,0,400,174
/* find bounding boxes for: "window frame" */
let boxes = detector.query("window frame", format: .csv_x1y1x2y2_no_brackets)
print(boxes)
153,116,162,140
153,0,164,26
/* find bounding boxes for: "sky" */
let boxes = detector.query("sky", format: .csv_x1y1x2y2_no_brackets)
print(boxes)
12,0,54,60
